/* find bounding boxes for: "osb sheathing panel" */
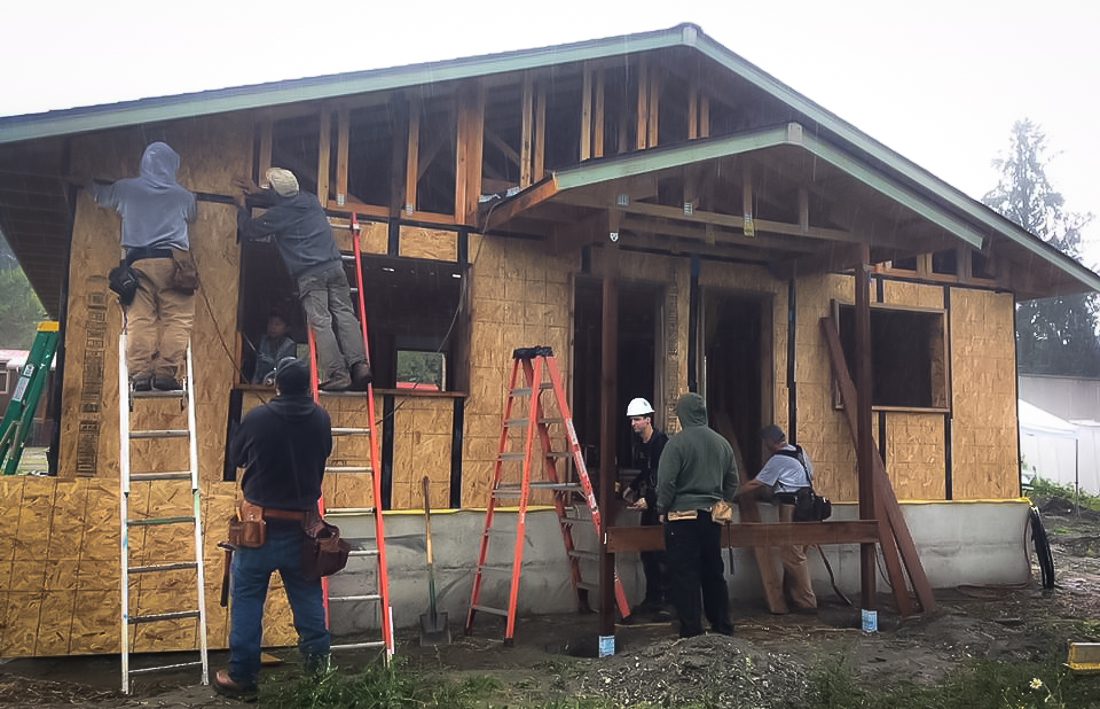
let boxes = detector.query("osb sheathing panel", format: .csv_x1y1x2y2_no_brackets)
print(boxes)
882,280,944,310
792,273,863,501
462,234,574,507
391,397,453,509
60,116,250,483
885,413,946,500
334,219,388,255
399,226,458,262
950,288,1018,499
0,478,299,657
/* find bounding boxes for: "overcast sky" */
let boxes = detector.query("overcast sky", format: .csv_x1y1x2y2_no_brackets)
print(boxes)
4,1,1098,267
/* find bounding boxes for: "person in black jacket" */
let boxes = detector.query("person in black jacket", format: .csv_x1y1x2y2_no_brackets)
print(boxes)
623,397,670,617
214,358,332,697
233,169,371,391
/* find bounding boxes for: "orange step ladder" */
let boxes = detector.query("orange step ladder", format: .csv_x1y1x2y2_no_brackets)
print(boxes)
305,212,394,658
465,346,631,645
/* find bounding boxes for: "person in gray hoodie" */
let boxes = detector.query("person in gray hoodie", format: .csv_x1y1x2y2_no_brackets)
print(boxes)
90,141,197,391
656,392,738,637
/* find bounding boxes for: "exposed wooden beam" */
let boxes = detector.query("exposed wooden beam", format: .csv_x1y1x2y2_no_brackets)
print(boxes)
635,59,649,151
620,216,818,254
316,108,331,202
484,177,559,232
519,75,534,188
580,63,593,161
455,83,486,225
647,70,660,148
335,109,350,206
700,95,710,138
593,69,605,159
258,118,273,184
534,85,546,181
405,104,421,215
798,187,810,233
688,83,699,141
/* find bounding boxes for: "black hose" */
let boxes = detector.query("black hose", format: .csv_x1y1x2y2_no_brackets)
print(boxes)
1028,505,1056,590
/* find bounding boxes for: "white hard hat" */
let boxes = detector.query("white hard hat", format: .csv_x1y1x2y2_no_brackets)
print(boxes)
626,397,655,417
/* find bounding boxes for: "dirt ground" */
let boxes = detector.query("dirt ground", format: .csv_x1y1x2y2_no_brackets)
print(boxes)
1,496,1098,707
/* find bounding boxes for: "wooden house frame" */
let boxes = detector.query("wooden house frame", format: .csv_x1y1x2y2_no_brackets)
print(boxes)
0,23,1096,656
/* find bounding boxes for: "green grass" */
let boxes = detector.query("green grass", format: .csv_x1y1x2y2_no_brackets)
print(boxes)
1027,477,1100,512
805,654,1100,709
257,658,500,709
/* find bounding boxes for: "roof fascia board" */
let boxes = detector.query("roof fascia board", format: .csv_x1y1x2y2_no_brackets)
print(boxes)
691,34,1100,292
550,123,983,249
0,28,690,146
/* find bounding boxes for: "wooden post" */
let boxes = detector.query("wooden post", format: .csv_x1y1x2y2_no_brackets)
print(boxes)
854,244,877,617
405,104,420,215
520,75,534,188
317,109,331,203
258,118,273,183
336,108,350,206
635,59,649,151
581,64,593,161
688,85,699,140
594,69,605,158
599,230,619,647
534,85,546,181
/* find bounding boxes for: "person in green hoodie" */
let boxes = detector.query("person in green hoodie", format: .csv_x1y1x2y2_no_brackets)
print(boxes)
656,393,738,637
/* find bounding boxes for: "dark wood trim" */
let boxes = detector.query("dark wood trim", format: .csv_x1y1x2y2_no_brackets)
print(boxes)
598,252,619,638
944,285,954,500
387,218,400,256
786,278,797,445
382,394,395,509
222,388,244,482
687,254,700,391
854,247,877,613
607,520,881,552
450,398,464,509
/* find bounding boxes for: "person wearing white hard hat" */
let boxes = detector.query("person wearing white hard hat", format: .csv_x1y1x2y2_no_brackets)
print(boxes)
623,397,670,617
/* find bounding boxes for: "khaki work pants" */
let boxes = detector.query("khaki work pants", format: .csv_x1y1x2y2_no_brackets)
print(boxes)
127,257,195,380
778,503,818,610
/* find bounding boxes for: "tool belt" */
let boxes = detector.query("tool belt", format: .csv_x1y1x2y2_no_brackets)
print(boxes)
225,499,350,579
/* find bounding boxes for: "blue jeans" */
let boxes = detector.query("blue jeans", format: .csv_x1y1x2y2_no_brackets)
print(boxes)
229,523,330,685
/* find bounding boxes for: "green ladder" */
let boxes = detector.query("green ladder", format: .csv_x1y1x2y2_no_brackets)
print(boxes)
0,321,59,475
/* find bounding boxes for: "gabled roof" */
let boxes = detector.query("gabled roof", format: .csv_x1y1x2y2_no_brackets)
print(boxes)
1,22,1097,296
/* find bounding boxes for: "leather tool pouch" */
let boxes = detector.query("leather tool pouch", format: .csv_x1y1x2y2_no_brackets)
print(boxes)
710,499,734,524
228,500,267,548
301,516,351,579
170,249,199,294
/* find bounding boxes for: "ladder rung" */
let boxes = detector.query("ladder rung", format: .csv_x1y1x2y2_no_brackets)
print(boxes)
325,507,376,516
478,564,513,574
498,452,525,462
130,471,191,482
340,254,357,262
333,427,371,436
493,482,580,497
128,660,204,675
131,389,187,399
471,604,510,617
545,451,570,459
576,581,598,592
331,640,386,651
505,417,564,426
128,515,196,527
130,562,198,574
326,466,372,473
129,610,201,624
348,549,380,557
319,390,370,398
567,550,599,561
130,429,189,439
329,594,381,603
510,383,554,396
486,527,519,537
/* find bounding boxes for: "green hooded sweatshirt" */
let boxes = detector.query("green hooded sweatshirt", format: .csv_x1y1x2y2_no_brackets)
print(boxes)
656,393,739,513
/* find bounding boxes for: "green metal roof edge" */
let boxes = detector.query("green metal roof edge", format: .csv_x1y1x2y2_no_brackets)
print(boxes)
551,122,984,249
0,26,691,146
689,32,1100,292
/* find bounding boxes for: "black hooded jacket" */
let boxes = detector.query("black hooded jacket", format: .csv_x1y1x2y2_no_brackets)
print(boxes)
230,394,332,511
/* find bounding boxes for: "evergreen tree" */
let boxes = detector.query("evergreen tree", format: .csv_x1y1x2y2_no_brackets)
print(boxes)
0,230,46,349
983,120,1100,377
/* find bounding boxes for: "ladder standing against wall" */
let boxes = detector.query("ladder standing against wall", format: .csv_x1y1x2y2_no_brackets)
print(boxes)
0,321,60,475
118,335,209,693
466,346,632,645
306,212,394,658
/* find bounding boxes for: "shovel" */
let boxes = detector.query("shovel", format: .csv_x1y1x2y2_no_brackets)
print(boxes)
419,476,451,646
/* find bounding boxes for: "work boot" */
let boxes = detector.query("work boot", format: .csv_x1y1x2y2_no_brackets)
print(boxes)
153,375,183,391
213,669,257,700
319,371,351,392
350,362,373,390
131,373,152,392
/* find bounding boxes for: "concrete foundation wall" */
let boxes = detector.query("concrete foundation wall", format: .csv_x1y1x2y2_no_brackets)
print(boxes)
326,500,1032,635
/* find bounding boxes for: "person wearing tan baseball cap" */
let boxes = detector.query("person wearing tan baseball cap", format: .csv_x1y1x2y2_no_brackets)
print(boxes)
233,169,371,391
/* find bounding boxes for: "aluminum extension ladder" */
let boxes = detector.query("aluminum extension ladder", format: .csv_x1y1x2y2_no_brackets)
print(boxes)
465,346,631,645
118,334,209,693
306,211,394,658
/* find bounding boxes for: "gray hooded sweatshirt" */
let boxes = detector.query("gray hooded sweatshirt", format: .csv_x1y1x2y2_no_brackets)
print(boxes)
90,142,196,252
656,393,739,513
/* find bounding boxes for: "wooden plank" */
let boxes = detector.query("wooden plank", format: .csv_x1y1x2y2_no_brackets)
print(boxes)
688,84,699,140
519,75,534,188
404,105,420,215
454,94,469,226
700,95,710,138
335,109,350,205
635,59,648,151
820,315,935,614
854,247,877,613
389,97,409,218
317,109,331,203
534,86,546,181
463,86,485,225
798,188,810,233
607,521,880,553
580,64,592,161
484,177,559,232
257,118,273,183
647,71,660,148
594,69,605,158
